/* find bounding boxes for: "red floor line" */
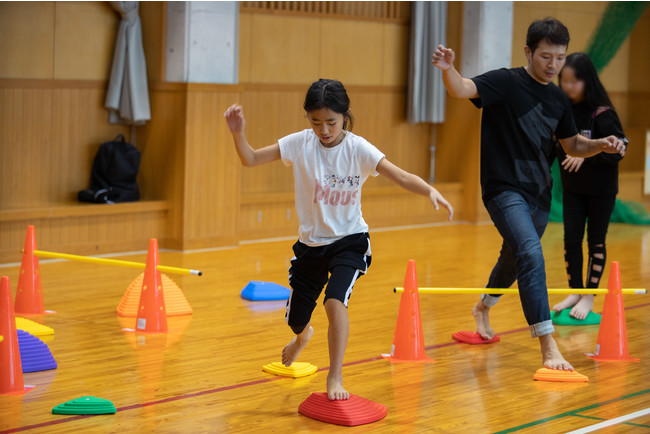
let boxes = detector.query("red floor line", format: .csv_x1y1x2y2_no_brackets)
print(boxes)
4,301,648,433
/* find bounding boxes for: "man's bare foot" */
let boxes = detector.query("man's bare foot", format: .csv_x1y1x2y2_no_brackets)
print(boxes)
539,334,573,370
472,300,495,340
552,294,581,312
281,326,314,367
569,295,594,320
327,372,349,400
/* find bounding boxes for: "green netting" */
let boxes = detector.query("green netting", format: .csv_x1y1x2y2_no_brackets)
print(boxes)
585,2,648,73
550,1,650,225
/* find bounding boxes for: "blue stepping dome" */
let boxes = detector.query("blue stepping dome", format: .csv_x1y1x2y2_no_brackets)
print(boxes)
17,329,57,373
241,281,291,301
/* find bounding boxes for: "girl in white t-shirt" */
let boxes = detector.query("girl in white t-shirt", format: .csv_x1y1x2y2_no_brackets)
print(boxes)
224,79,453,401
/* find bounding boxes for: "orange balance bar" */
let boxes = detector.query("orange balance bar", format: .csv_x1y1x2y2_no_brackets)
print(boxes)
29,249,202,276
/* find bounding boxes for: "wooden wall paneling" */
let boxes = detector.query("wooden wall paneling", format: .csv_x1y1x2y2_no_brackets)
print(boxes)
239,86,305,195
0,81,132,209
182,86,243,249
626,92,650,131
320,18,384,86
381,22,409,87
239,1,410,24
0,202,168,264
618,127,647,173
238,12,252,83
436,96,485,222
139,84,188,250
0,2,55,79
239,195,297,240
139,1,166,84
247,14,321,84
53,2,118,80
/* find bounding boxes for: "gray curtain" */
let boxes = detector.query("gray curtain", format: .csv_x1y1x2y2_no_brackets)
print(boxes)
407,1,447,124
105,1,151,126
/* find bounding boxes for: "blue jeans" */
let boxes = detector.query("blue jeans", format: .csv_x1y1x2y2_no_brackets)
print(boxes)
482,191,555,338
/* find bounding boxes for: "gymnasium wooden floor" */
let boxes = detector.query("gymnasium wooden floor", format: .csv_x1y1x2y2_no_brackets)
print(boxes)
1,221,649,433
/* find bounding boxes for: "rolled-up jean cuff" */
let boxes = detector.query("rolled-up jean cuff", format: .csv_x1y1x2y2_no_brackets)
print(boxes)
481,294,501,308
530,320,554,338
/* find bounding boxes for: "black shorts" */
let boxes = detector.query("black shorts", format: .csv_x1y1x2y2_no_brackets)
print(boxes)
285,233,371,333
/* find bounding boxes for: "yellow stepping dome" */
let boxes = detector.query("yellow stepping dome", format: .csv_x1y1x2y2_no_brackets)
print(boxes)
16,317,54,337
262,362,318,378
117,272,193,317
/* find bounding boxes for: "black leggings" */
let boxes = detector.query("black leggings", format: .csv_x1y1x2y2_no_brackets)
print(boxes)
562,190,616,289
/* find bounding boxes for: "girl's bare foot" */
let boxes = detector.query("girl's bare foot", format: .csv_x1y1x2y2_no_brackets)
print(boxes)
552,294,581,312
569,294,594,320
281,326,314,367
472,300,495,339
327,372,349,400
539,334,573,370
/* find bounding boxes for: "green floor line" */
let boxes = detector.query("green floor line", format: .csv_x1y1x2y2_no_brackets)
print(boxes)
493,388,650,434
573,413,650,428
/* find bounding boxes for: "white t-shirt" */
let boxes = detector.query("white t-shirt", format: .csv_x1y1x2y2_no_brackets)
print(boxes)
279,129,385,246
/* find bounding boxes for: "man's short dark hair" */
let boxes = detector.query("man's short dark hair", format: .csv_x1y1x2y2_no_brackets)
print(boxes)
526,17,570,54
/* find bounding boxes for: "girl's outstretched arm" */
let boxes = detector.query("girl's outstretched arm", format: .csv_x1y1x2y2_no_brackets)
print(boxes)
376,158,454,221
224,104,281,167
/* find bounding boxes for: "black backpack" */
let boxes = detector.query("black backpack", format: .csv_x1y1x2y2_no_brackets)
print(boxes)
78,134,141,204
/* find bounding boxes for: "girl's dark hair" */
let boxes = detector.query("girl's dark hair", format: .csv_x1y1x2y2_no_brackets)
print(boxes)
526,17,570,54
303,78,354,130
559,52,614,110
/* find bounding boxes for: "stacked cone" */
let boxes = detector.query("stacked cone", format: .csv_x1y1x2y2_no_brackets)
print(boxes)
587,261,640,362
117,272,192,317
382,260,434,363
135,239,168,333
15,225,45,315
1,276,34,395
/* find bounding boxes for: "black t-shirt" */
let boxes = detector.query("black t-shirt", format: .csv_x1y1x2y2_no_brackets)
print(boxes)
555,101,625,196
471,67,578,211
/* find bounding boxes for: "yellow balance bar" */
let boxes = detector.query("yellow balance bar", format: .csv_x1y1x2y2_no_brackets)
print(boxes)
31,249,202,276
393,287,646,295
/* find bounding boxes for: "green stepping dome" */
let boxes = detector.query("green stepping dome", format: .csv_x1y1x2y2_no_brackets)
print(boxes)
551,309,601,325
52,396,117,415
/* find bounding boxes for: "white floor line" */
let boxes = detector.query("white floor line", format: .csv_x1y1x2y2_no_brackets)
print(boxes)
564,407,650,433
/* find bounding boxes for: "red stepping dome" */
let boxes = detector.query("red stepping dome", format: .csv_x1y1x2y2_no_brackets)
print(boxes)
298,393,387,426
452,330,500,345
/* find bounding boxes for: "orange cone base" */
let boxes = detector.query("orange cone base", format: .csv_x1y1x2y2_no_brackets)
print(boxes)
586,353,640,363
1,385,36,396
298,393,387,426
533,367,588,382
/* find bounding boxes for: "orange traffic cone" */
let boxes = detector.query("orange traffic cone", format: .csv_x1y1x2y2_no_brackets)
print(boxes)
382,260,434,363
15,225,45,315
1,276,35,395
587,261,640,362
135,239,168,334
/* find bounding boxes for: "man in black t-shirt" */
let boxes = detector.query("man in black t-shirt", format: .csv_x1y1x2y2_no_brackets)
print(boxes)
432,18,626,371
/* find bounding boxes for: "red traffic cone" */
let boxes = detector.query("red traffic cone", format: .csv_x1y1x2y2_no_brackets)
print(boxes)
382,260,434,363
15,225,45,315
135,239,168,333
1,276,35,395
587,261,639,362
